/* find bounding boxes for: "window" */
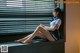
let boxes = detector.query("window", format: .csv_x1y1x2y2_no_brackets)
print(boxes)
0,0,59,35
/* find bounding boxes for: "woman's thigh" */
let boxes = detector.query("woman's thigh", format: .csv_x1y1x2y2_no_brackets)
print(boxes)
39,27,55,41
36,31,46,39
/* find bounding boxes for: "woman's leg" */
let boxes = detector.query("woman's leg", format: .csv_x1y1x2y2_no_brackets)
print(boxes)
20,26,46,43
15,25,46,42
36,31,46,39
15,34,32,42
22,26,55,43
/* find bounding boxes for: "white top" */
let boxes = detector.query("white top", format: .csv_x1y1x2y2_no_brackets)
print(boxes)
50,18,61,30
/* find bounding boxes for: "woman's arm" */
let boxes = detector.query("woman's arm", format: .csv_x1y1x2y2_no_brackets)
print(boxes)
40,24,58,31
45,19,62,31
44,26,58,31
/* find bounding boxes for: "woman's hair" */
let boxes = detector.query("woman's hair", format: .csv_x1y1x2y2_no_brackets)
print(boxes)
53,8,62,18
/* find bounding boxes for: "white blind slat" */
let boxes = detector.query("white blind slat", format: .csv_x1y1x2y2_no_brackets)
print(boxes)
0,0,56,34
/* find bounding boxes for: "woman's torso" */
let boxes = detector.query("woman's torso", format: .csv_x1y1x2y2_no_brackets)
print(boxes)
49,17,62,40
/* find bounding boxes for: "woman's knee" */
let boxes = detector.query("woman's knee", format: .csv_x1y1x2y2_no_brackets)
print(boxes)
35,25,40,30
37,25,42,28
39,26,48,32
36,25,47,32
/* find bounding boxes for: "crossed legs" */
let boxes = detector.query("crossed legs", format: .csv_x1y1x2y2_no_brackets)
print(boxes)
15,31,46,43
15,25,55,43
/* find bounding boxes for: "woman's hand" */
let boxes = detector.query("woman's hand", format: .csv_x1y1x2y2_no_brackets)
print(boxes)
39,24,54,31
40,24,51,30
40,24,45,27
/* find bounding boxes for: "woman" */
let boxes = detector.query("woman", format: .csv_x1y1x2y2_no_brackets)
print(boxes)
15,8,62,43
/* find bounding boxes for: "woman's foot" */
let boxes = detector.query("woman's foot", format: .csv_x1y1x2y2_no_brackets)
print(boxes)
14,36,29,43
21,39,32,43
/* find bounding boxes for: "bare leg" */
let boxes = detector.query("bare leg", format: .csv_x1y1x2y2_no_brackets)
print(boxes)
20,31,46,43
15,34,32,42
22,26,55,43
19,26,42,43
15,25,41,42
36,31,46,39
15,31,46,42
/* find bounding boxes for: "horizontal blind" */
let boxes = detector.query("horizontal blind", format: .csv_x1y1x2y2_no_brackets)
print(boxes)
0,17,51,34
0,0,55,15
0,0,56,34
